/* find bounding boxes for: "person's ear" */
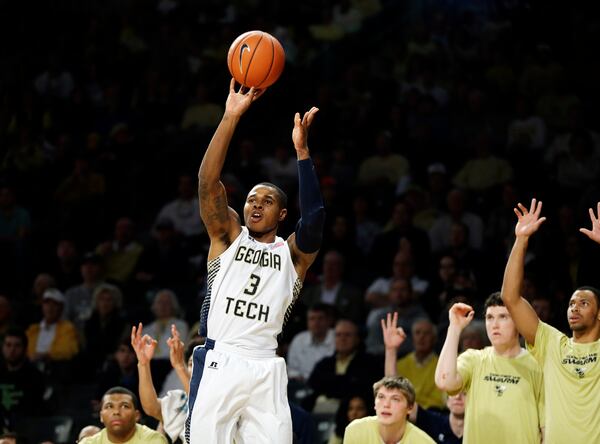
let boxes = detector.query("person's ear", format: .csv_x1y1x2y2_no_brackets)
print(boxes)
279,208,287,222
135,410,141,422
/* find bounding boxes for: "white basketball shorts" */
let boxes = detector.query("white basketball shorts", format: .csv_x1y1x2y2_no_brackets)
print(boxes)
186,339,292,444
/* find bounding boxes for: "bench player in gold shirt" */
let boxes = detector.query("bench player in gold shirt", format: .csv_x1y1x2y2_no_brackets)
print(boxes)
435,293,544,444
502,199,600,444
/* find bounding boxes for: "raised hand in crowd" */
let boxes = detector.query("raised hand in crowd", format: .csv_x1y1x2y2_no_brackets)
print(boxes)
580,202,600,244
381,312,407,376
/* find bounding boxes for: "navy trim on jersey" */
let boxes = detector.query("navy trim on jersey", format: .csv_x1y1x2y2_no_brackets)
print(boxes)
185,339,215,444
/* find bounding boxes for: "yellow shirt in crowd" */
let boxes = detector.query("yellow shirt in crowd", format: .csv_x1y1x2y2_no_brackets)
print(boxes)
396,352,446,410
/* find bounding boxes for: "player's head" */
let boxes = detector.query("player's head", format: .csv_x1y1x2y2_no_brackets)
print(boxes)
244,183,287,235
484,292,519,348
100,387,140,440
567,286,600,333
373,376,415,426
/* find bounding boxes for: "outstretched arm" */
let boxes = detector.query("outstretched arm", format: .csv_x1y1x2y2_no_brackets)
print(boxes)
580,202,600,244
287,107,325,278
131,323,162,421
381,312,407,376
199,79,265,258
166,324,191,394
435,303,473,392
501,199,546,345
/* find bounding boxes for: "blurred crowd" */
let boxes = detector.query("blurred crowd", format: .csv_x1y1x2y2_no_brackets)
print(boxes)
1,0,600,442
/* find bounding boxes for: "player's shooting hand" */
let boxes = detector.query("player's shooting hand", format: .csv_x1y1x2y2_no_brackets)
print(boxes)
449,303,475,330
224,78,266,117
514,199,546,238
131,322,157,365
292,107,319,158
167,323,186,369
381,312,407,350
579,202,600,245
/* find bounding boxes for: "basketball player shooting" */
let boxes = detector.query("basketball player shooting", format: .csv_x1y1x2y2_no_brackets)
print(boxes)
186,78,324,444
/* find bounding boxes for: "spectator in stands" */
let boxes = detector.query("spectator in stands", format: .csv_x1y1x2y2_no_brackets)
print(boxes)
65,252,105,334
429,189,484,253
329,393,374,444
301,250,363,322
351,194,381,256
358,130,410,189
141,289,189,388
0,329,45,427
79,387,167,444
365,277,427,356
452,130,513,195
94,340,139,413
131,323,190,443
307,319,381,413
134,218,190,293
25,289,79,365
343,376,435,443
153,173,206,248
142,290,189,360
382,314,446,410
459,320,488,351
370,201,431,278
287,303,335,382
51,238,81,291
96,217,143,286
365,250,429,309
83,283,126,371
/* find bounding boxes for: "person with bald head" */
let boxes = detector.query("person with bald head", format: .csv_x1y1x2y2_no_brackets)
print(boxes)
383,315,446,410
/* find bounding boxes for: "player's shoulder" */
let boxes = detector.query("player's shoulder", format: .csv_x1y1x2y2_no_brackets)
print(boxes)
405,422,437,443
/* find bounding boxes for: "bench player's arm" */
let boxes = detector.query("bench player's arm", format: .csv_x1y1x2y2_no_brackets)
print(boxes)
501,200,545,345
199,79,265,259
435,303,473,393
286,107,325,279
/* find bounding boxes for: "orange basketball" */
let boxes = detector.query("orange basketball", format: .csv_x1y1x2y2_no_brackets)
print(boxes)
227,30,285,89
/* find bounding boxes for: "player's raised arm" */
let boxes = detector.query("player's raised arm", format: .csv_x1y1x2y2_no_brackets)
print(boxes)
287,107,325,278
501,199,546,345
435,303,473,393
198,79,265,254
579,202,600,244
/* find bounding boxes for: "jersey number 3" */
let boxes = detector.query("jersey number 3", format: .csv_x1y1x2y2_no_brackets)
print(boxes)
244,274,261,295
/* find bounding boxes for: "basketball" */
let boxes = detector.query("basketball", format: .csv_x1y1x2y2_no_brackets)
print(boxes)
227,30,285,89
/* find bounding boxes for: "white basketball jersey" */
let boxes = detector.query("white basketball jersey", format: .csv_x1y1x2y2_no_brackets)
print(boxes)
201,227,302,352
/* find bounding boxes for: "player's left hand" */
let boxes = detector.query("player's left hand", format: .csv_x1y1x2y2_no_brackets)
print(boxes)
580,202,600,245
292,107,319,157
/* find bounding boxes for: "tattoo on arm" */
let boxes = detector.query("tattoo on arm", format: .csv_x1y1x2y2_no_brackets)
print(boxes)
199,179,230,236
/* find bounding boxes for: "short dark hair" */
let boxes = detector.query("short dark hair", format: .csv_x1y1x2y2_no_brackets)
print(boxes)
254,182,288,208
575,286,600,307
308,303,334,316
103,386,139,410
484,292,504,310
373,376,416,407
4,328,28,349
